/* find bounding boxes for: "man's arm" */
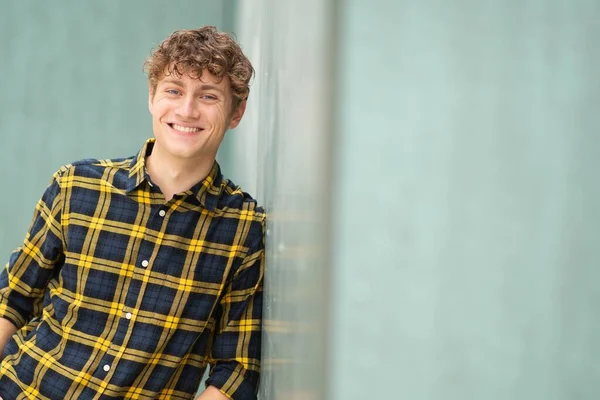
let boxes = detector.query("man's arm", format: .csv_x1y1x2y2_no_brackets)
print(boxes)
196,385,230,400
200,214,265,400
0,168,66,345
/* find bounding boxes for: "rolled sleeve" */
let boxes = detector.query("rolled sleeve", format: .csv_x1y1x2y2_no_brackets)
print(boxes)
0,169,65,328
205,216,265,400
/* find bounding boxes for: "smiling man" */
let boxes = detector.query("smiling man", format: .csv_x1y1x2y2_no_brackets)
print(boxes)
0,27,264,400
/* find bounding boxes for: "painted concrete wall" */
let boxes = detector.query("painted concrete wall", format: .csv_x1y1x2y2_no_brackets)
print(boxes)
234,1,337,399
328,2,600,399
234,1,600,399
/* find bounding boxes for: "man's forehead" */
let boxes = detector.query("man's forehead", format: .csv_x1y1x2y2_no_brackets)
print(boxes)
158,68,228,87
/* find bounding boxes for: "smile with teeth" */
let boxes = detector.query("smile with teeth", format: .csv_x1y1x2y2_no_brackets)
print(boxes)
169,123,202,133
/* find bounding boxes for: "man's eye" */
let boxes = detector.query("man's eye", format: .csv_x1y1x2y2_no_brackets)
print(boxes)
167,89,180,95
201,94,218,100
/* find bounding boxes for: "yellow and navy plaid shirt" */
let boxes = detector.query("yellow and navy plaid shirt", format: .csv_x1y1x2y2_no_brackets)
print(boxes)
0,139,265,400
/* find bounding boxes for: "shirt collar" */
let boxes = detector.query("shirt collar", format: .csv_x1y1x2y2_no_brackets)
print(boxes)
126,138,223,211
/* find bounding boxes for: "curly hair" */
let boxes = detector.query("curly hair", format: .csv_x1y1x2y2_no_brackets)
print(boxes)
144,26,254,107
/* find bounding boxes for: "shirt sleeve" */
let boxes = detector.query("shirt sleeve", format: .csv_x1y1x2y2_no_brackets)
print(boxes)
0,169,66,329
205,214,265,400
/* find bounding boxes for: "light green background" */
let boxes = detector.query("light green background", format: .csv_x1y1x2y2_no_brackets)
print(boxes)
233,1,600,399
329,1,600,399
2,2,600,400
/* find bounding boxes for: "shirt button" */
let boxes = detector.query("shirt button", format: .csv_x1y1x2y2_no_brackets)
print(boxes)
125,312,132,320
159,209,166,217
103,364,111,372
141,260,149,267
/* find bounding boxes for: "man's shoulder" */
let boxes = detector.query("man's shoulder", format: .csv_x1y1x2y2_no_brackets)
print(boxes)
51,155,135,185
216,176,265,220
57,157,133,175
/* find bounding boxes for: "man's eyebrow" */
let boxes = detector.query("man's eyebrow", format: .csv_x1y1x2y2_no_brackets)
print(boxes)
160,78,185,87
198,84,225,94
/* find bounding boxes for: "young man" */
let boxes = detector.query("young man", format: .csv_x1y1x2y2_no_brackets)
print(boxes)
0,26,264,400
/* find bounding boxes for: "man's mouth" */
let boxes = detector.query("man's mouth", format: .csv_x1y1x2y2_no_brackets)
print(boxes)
168,123,202,133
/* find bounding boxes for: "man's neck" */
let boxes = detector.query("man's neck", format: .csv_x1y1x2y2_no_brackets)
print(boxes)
145,146,214,202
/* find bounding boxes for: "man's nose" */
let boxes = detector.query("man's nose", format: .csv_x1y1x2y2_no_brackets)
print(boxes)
177,97,200,119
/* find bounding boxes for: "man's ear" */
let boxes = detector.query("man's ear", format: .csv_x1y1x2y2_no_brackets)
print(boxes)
148,82,156,114
228,100,247,129
148,86,155,112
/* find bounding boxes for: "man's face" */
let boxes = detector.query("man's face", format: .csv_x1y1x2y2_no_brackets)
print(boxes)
148,68,245,162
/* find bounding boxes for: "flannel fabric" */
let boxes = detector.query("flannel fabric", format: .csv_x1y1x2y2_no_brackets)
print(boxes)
0,139,264,399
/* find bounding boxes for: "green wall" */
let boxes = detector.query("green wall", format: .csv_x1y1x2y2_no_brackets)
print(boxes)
328,1,600,399
232,1,600,399
233,1,336,399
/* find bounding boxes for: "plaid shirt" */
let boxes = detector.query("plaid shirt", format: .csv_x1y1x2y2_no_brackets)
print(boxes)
0,139,264,400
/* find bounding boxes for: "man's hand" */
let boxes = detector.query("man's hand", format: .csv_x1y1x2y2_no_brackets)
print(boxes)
195,385,230,400
0,317,17,361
